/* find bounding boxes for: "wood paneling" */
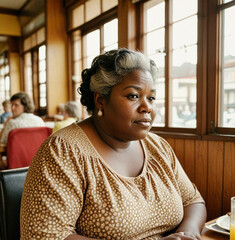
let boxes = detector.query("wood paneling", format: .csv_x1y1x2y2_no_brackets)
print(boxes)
46,0,68,115
207,141,224,220
223,142,235,214
162,137,235,221
9,52,20,95
117,0,136,49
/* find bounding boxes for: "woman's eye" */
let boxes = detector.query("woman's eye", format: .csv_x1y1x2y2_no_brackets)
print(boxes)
149,96,156,101
127,94,139,100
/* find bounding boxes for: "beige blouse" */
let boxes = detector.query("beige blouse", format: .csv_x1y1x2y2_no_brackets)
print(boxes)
20,123,204,240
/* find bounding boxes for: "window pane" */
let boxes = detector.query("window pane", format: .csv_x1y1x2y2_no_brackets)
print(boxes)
220,6,235,127
172,0,197,22
172,15,197,49
146,28,165,56
39,59,46,71
85,30,100,67
85,0,101,22
104,19,118,50
146,0,165,31
39,45,46,59
170,45,197,128
153,77,165,126
24,53,33,97
39,71,46,84
223,0,233,3
104,43,118,51
73,30,82,61
144,0,165,127
5,65,9,74
39,83,47,107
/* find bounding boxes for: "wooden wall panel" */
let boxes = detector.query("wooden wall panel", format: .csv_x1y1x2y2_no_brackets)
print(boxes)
47,0,68,115
223,142,235,214
164,137,175,150
184,140,195,182
195,140,208,204
174,139,185,168
163,137,234,221
207,141,224,220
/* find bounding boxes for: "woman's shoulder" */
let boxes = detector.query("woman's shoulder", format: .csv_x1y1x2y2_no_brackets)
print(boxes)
144,132,174,161
49,122,92,153
145,132,169,147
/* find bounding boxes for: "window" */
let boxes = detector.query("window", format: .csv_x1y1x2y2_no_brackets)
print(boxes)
38,45,47,109
0,52,10,106
23,27,47,115
143,0,198,129
71,17,118,120
67,0,118,120
218,3,235,128
24,52,33,99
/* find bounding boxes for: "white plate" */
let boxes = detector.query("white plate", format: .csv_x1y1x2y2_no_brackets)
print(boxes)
205,222,230,236
216,215,230,231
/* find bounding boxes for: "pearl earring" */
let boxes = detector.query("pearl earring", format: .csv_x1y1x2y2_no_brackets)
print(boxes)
97,109,103,117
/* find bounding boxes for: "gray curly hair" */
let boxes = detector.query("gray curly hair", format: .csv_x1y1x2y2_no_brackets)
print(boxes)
79,48,158,113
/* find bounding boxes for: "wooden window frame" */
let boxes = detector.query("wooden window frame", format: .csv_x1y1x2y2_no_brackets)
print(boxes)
23,43,47,116
68,7,118,103
137,0,235,140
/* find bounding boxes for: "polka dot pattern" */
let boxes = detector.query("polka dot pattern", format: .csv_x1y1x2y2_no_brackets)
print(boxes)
20,123,204,240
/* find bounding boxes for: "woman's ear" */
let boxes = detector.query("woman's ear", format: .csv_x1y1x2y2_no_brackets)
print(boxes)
94,92,104,109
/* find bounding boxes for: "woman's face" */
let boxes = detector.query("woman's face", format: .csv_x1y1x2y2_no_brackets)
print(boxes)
100,69,157,141
11,99,25,118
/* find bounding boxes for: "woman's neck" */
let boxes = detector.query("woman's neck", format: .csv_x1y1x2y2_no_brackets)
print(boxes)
90,116,133,153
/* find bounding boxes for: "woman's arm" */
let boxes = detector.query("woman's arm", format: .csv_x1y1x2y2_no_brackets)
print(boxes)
175,203,207,239
161,203,207,240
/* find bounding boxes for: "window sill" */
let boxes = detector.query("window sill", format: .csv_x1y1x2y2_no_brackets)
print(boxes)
151,130,235,142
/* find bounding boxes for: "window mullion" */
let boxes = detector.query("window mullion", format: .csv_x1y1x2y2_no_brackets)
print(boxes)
165,0,170,128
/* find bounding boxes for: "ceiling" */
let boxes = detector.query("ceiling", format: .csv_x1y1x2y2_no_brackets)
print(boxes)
0,0,28,10
0,0,45,45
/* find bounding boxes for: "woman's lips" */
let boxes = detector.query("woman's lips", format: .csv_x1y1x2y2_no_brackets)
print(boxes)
134,118,152,127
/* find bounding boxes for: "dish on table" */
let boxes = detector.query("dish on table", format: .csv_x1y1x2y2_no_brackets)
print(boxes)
216,214,230,231
205,222,230,236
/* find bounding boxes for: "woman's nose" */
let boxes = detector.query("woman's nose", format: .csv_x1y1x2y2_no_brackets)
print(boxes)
138,99,152,113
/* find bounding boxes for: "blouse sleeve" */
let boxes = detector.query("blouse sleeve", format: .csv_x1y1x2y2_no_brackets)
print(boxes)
158,136,205,208
20,135,87,240
0,120,14,144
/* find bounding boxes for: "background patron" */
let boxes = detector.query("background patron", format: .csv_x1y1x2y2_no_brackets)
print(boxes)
0,92,45,144
0,100,12,123
52,101,80,133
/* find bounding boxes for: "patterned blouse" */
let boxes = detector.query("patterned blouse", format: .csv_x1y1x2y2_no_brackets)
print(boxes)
0,113,45,144
20,123,204,240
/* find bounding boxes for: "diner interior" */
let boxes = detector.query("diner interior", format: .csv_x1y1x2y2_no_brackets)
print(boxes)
0,0,235,239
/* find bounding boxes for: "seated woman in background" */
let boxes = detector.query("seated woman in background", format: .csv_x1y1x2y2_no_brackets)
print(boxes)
0,92,45,144
52,101,80,133
54,103,65,121
20,49,206,240
0,99,12,123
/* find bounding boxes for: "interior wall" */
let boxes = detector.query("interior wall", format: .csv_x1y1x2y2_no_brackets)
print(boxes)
9,52,21,95
0,14,21,36
46,0,68,115
162,136,235,221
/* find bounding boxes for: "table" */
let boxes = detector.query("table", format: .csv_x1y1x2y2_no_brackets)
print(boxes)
201,219,229,240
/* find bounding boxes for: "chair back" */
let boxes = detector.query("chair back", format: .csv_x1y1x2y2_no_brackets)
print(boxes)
0,167,28,240
7,127,52,169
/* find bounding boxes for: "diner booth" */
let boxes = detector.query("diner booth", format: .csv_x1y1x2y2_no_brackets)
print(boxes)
0,0,234,239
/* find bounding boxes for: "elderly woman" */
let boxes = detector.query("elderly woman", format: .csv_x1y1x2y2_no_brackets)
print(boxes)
0,92,45,144
53,101,80,133
20,49,206,240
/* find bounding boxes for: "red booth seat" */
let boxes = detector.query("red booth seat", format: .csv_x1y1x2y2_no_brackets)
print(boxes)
6,127,52,169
